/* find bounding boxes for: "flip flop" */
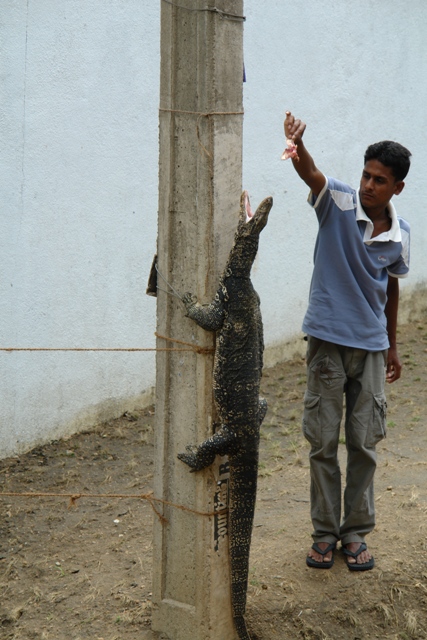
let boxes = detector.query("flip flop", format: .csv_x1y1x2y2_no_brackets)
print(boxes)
306,542,336,569
343,542,375,571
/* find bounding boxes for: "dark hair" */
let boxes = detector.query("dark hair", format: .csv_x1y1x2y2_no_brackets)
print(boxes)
364,140,411,182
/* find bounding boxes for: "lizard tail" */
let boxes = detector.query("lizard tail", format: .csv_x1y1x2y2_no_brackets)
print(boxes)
228,446,258,639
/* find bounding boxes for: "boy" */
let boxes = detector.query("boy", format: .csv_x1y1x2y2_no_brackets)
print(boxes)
284,112,411,570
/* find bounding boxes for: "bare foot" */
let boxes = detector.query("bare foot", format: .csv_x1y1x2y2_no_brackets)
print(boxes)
307,541,334,564
344,542,372,565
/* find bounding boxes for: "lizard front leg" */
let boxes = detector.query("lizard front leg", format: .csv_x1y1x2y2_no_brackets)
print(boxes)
182,289,225,332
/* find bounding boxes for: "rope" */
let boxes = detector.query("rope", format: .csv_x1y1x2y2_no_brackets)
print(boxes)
0,334,214,355
161,0,246,22
1,347,193,352
159,108,244,117
155,332,214,355
0,490,227,525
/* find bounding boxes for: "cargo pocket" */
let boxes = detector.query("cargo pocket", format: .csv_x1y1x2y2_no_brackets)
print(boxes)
308,353,344,389
302,390,321,448
366,393,387,448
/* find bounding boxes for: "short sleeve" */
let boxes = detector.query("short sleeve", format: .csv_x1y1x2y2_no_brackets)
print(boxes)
307,176,356,224
387,218,410,278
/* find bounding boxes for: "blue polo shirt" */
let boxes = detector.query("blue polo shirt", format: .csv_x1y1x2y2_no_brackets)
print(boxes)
302,176,410,351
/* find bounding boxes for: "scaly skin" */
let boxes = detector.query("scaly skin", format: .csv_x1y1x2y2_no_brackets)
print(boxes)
178,191,273,640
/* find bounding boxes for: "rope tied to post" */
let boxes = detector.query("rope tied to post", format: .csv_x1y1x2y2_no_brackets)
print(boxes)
0,490,228,525
0,334,214,355
161,0,246,22
155,332,214,355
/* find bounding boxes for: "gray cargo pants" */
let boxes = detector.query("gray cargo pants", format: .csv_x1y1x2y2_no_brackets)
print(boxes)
303,336,387,546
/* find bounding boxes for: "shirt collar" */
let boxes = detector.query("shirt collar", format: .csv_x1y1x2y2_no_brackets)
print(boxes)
356,189,401,243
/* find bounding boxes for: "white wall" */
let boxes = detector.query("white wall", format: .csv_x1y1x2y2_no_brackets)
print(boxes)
1,1,160,455
2,1,427,457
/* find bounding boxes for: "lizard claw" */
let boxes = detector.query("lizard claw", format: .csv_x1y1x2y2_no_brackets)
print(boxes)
182,292,197,305
177,451,198,470
181,292,198,315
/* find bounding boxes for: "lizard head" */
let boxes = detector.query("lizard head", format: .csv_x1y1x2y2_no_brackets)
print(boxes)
238,190,273,236
223,191,273,278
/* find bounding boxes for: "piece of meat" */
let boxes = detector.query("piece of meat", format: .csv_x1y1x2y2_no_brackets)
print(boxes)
281,138,299,161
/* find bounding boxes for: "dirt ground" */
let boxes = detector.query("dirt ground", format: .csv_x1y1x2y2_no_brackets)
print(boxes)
1,321,427,640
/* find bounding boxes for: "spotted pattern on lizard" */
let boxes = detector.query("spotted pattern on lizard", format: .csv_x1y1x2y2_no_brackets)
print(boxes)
178,190,273,640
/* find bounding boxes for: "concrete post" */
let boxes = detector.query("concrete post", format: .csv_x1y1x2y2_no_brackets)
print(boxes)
152,2,244,639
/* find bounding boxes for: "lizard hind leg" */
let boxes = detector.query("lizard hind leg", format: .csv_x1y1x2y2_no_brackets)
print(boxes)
177,427,237,472
177,447,216,472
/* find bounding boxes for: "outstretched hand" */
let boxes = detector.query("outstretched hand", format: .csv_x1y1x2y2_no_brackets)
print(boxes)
284,111,306,143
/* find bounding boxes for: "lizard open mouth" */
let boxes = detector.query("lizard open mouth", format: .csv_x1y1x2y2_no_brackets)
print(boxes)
240,190,273,233
244,191,254,222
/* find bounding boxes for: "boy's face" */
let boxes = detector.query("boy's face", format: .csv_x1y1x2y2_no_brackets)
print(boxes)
359,159,404,213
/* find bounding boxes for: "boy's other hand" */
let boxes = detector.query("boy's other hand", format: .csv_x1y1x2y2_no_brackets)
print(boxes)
386,347,402,383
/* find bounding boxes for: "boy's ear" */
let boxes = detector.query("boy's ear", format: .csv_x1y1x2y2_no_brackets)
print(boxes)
394,180,405,196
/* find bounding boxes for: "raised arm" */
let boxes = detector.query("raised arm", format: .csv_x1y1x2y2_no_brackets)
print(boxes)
284,111,326,196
